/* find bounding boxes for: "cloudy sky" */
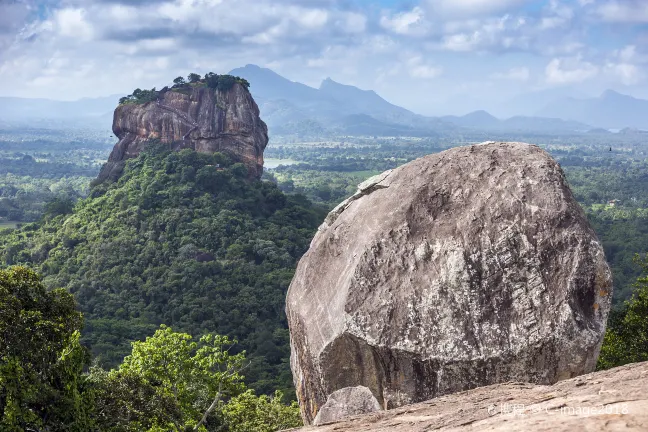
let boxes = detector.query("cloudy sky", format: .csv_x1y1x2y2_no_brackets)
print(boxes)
1,0,647,115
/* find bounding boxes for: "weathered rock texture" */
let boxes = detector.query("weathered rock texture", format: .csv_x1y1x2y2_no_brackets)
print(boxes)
98,84,268,182
286,141,612,424
313,386,381,426
287,361,648,432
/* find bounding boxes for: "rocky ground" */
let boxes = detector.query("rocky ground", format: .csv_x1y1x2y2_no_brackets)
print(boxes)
287,361,648,431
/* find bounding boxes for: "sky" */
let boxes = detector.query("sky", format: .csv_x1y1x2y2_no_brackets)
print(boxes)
1,0,647,116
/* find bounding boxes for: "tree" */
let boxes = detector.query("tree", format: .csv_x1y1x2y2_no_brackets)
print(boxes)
220,390,302,432
598,254,648,369
84,367,184,432
117,325,246,430
216,75,236,91
188,73,202,84
44,196,75,219
204,72,220,89
173,76,186,86
0,266,89,431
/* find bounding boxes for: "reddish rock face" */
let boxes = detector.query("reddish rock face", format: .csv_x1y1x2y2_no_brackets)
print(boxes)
98,83,268,182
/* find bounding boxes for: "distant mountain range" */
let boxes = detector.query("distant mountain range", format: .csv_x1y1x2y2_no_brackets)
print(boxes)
230,64,597,135
229,64,448,136
441,110,590,132
536,90,648,129
4,65,648,135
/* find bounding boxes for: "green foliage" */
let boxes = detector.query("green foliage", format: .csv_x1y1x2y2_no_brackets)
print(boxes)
0,146,326,397
44,196,75,219
1,274,300,432
598,254,648,370
0,266,89,431
120,87,161,105
86,367,184,432
220,390,302,432
121,73,250,105
119,325,245,423
86,325,253,431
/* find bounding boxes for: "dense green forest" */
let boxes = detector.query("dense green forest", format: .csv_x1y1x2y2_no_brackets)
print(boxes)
0,129,111,223
0,266,302,431
0,143,326,398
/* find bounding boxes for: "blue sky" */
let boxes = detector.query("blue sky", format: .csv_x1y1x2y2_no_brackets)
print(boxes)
1,0,647,115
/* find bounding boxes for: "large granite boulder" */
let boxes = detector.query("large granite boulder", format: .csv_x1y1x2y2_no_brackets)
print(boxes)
286,142,613,424
98,83,268,182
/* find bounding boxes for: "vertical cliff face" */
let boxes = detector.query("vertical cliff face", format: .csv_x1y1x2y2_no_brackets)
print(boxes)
98,83,268,182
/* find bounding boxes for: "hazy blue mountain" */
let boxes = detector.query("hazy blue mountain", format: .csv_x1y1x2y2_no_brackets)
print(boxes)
496,88,590,118
442,110,500,129
587,128,613,134
501,116,590,132
619,127,648,135
229,64,323,105
318,78,421,125
537,90,648,129
331,114,435,137
442,110,590,132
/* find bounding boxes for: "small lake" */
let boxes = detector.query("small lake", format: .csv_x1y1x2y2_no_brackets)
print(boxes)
264,158,299,169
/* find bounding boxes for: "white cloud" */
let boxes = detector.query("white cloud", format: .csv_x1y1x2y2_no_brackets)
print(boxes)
407,56,442,79
596,1,648,22
424,0,526,17
604,45,644,85
336,12,367,34
380,7,426,36
545,56,598,84
491,67,530,81
0,0,646,115
53,8,94,40
440,14,528,52
539,0,574,29
605,62,641,85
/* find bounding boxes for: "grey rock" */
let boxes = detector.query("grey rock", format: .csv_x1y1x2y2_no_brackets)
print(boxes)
286,141,612,424
98,83,268,182
313,386,381,426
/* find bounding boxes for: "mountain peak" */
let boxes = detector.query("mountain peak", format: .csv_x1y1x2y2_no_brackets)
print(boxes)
464,110,498,120
601,89,627,100
319,77,349,89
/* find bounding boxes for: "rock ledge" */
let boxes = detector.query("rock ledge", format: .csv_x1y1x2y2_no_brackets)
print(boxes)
287,361,648,432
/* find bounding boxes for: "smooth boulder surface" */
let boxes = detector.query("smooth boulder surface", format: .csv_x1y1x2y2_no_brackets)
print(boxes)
99,83,268,182
286,142,612,424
